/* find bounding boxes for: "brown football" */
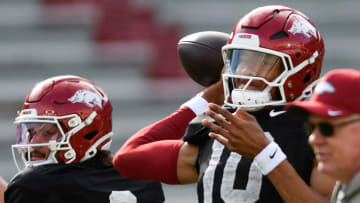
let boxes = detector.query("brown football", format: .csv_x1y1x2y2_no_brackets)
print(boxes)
177,31,229,87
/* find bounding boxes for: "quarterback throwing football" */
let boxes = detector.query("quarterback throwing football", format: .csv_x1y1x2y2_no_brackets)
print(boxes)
114,5,335,203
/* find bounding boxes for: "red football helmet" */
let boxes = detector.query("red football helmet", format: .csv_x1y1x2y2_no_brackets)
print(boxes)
222,5,324,111
12,75,113,171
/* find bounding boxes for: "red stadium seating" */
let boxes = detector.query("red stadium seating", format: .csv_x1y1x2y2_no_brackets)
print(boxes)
40,0,186,78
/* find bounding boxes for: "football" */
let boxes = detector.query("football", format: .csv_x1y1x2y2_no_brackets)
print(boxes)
177,31,230,87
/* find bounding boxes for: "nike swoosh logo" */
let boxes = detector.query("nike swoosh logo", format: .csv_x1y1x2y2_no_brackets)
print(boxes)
269,110,286,117
269,149,278,159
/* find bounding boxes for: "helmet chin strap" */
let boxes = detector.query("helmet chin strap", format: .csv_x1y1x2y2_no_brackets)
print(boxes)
25,156,57,169
229,76,274,111
231,89,272,112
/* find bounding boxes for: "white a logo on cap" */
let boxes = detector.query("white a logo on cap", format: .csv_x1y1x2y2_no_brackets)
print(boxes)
68,90,103,108
315,81,335,95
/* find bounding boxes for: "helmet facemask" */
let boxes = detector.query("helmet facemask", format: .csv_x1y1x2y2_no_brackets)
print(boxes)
12,109,68,171
221,32,321,111
12,108,112,172
222,47,290,111
222,5,325,111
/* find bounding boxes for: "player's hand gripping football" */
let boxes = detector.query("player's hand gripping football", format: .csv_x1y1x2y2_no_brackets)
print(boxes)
201,103,270,158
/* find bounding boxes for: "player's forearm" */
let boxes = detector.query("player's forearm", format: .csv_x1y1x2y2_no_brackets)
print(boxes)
268,161,330,203
113,107,196,184
113,140,184,184
113,98,205,184
120,107,196,151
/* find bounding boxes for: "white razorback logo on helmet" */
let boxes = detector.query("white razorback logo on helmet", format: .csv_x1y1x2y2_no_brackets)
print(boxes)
288,19,317,39
68,90,103,108
314,81,335,95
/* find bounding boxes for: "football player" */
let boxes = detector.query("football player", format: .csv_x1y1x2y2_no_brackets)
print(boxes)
5,75,164,203
113,5,335,203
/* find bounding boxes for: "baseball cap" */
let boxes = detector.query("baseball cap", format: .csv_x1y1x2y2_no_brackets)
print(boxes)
286,68,360,118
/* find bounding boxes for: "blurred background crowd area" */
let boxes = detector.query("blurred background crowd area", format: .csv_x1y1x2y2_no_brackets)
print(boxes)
0,0,359,202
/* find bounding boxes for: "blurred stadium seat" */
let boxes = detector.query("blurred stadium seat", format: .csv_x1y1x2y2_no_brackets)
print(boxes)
92,0,186,78
38,0,187,78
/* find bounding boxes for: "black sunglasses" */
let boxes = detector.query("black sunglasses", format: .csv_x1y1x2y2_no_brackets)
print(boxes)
304,118,360,137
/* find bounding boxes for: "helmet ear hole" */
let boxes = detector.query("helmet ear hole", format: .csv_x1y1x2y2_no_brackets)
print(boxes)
83,130,98,140
304,72,311,83
304,68,316,84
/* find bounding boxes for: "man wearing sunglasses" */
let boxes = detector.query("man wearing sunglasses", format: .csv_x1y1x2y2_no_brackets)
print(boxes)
286,68,360,203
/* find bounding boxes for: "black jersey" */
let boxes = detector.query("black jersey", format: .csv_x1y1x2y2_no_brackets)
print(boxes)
5,159,165,203
184,107,314,203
